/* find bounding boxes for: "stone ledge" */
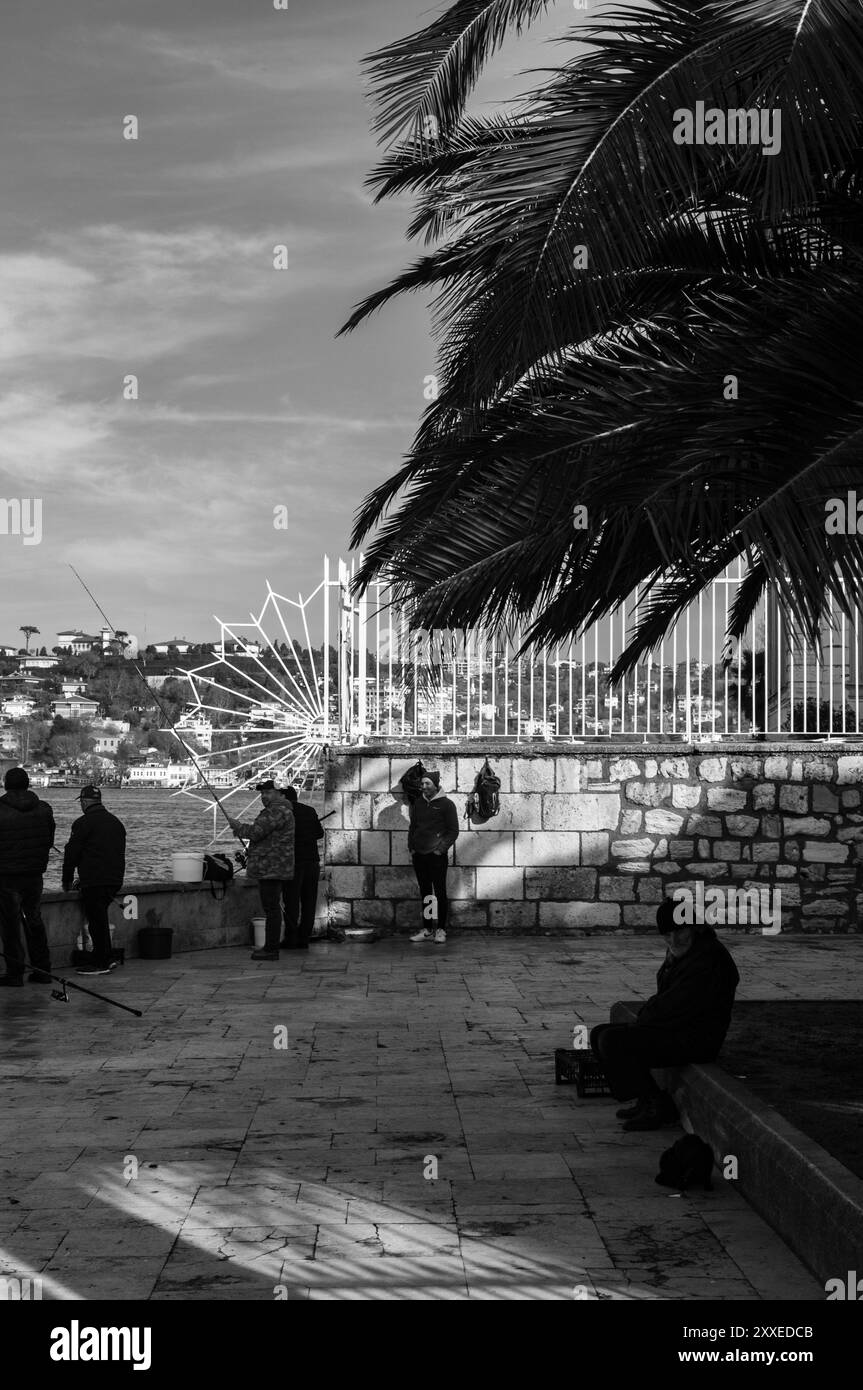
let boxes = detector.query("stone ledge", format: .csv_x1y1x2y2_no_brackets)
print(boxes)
611,1000,863,1284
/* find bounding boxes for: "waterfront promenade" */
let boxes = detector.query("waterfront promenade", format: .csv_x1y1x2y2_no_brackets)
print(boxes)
0,933,850,1300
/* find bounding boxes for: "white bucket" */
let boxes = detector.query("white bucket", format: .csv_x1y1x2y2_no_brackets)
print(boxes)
251,917,267,949
171,851,204,883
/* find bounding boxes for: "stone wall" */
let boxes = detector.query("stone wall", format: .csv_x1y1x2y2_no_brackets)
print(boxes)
320,744,863,935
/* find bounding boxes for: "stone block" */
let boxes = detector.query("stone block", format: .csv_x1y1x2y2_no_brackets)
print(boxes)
645,760,658,778
325,830,359,865
837,755,863,785
783,817,830,837
611,838,655,858
686,815,722,837
328,755,360,791
581,832,610,864
637,877,665,903
374,867,423,898
762,816,781,838
776,864,796,878
669,838,695,858
706,788,748,812
448,868,476,899
802,758,834,782
511,758,555,793
697,839,712,859
656,862,683,875
801,898,848,916
660,758,690,779
617,861,651,873
790,758,804,782
623,905,662,927
513,832,580,866
325,899,352,927
764,755,789,780
543,793,619,831
326,867,372,899
752,843,780,862
697,757,728,783
619,809,643,834
584,760,604,780
539,901,620,929
390,833,412,865
358,756,393,794
785,842,800,861
524,868,597,901
599,876,631,900
812,786,840,813
555,761,590,793
714,841,742,861
475,866,525,900
395,900,422,929
726,815,759,837
644,808,685,835
360,831,391,864
730,757,762,779
752,784,776,810
352,899,394,928
487,901,539,931
609,758,640,782
779,785,809,814
445,901,487,928
843,790,861,808
371,793,410,830
454,833,513,866
672,784,702,809
470,794,542,832
342,793,373,829
625,781,671,807
802,842,849,863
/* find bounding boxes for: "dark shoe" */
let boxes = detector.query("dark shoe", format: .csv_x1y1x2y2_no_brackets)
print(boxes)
0,975,24,987
76,963,111,976
250,950,279,961
28,971,53,984
622,1094,679,1132
616,1097,649,1121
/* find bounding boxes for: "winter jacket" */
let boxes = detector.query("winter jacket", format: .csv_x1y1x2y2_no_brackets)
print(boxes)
408,789,460,856
0,790,56,876
234,798,295,880
637,927,740,1058
62,804,126,888
290,801,324,863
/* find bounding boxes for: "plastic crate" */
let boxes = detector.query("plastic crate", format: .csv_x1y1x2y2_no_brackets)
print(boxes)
555,1047,612,1097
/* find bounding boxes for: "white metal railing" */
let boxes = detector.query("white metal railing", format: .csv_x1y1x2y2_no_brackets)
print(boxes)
330,556,863,742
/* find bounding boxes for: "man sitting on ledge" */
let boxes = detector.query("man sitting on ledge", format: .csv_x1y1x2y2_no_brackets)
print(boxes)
590,898,740,1132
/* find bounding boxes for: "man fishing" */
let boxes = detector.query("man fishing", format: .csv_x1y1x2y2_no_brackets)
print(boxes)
63,786,127,977
0,767,55,987
228,781,295,961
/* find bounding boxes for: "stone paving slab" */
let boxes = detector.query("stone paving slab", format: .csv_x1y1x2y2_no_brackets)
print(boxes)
0,933,851,1300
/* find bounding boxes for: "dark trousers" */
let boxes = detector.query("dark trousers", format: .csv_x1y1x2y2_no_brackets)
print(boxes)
258,879,288,951
590,1022,711,1102
411,852,449,931
0,873,51,978
282,861,320,945
81,884,121,966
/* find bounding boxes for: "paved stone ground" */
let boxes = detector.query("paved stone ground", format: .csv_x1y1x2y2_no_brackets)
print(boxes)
1,933,856,1301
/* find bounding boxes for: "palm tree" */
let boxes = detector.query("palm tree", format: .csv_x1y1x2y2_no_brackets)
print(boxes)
342,0,863,680
19,625,39,653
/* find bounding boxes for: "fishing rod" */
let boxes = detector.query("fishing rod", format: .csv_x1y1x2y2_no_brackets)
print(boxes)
0,947,143,1017
68,565,246,845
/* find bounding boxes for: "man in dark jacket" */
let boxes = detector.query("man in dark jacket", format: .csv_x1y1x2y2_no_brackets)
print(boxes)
590,898,740,1131
62,786,126,977
280,786,324,950
407,771,460,944
0,767,55,986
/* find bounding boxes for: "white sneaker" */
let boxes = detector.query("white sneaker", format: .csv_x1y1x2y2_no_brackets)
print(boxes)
433,929,447,944
410,929,433,942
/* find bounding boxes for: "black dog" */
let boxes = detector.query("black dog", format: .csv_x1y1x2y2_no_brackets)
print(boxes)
655,1134,714,1192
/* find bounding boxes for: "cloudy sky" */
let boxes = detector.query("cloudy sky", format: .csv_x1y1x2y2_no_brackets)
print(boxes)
0,0,589,651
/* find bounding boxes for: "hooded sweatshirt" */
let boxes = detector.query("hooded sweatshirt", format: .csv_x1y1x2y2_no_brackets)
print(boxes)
637,927,740,1058
0,790,56,876
408,788,460,856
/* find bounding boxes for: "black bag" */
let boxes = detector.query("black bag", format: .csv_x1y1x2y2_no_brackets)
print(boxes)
466,757,501,822
399,760,428,805
655,1134,714,1192
203,852,234,900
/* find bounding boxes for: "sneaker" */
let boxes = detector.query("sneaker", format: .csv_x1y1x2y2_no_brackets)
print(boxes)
616,1097,649,1120
250,950,279,961
410,929,433,942
28,971,53,984
76,963,111,976
433,929,447,944
0,975,24,987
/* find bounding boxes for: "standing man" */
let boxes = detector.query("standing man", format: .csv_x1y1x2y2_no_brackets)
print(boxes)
280,786,323,950
0,767,55,987
408,771,459,944
228,781,294,961
62,786,126,977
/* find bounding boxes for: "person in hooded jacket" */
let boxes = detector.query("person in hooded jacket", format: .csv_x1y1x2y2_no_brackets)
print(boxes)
590,897,740,1131
228,780,294,961
407,771,459,944
0,767,55,986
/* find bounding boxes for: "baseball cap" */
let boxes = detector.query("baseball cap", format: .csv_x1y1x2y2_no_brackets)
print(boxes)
78,785,102,802
255,779,277,791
